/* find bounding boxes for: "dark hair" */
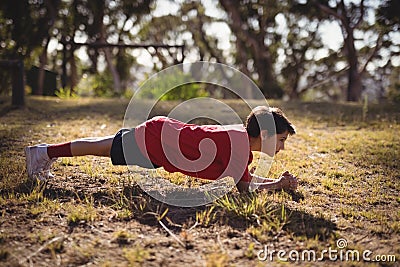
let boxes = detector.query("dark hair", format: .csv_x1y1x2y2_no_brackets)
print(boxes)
245,106,296,137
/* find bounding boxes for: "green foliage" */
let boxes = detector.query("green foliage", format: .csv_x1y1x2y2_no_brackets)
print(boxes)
55,87,78,99
91,72,115,97
74,72,115,97
0,1,56,58
1,1,398,101
161,83,208,101
137,70,209,100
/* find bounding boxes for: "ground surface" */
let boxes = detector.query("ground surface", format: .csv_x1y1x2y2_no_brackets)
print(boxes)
0,96,399,267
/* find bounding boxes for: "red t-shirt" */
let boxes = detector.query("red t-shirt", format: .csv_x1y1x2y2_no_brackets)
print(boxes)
134,116,253,183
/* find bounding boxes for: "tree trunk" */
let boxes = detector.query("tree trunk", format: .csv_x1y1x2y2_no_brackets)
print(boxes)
219,0,283,99
347,65,363,101
96,0,121,95
36,38,50,95
313,0,367,102
289,73,301,100
69,47,78,95
345,28,362,101
257,58,283,99
104,47,122,94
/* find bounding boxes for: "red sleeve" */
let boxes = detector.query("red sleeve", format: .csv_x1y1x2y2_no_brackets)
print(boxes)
238,151,253,183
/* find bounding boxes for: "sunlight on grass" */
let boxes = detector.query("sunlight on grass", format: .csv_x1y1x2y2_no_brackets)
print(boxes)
29,198,61,216
0,157,26,191
215,193,274,221
214,192,290,241
64,197,98,225
196,206,216,227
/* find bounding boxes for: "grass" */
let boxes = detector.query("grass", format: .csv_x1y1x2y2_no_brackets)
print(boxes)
123,245,150,265
65,197,98,225
0,96,399,266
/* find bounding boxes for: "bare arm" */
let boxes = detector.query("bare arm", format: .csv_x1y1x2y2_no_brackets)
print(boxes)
250,173,275,183
236,171,298,193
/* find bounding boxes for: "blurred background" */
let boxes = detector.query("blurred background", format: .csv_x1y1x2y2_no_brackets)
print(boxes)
0,0,399,103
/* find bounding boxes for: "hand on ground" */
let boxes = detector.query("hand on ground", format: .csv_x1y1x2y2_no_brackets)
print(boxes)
279,171,298,191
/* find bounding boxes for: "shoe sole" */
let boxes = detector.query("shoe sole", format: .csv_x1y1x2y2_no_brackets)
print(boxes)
24,146,32,179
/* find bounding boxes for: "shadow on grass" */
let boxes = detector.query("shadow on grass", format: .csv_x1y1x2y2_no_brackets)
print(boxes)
284,209,337,241
118,185,337,241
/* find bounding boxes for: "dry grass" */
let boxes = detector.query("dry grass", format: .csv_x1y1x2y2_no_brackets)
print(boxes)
0,96,399,266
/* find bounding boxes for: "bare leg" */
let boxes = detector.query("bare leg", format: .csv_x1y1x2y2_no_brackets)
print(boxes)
70,136,114,157
26,135,115,180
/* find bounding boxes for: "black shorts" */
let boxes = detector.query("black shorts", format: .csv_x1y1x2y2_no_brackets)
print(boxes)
110,128,160,169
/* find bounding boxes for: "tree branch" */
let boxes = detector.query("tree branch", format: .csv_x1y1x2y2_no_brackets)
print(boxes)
316,2,343,21
219,0,262,54
354,0,365,28
301,66,349,92
359,33,382,75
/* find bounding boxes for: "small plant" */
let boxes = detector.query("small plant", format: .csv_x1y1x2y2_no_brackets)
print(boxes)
65,197,97,225
20,183,46,203
116,208,133,221
46,237,65,256
55,87,77,99
196,206,216,227
205,252,229,267
123,245,150,265
71,242,95,265
215,193,274,221
244,242,256,259
113,230,135,246
60,157,79,166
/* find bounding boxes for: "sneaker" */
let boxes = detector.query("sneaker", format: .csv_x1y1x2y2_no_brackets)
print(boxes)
25,144,57,181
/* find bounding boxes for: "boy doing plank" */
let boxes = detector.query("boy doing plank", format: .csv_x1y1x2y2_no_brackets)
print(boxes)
25,106,298,193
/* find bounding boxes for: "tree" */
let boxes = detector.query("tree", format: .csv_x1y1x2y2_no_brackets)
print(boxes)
85,0,153,94
139,1,225,68
376,0,400,102
218,0,284,99
278,12,323,99
0,0,60,95
296,0,389,101
138,1,233,97
54,0,153,95
377,0,400,27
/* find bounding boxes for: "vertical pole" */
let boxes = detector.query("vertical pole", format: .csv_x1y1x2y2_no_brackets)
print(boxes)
11,60,25,107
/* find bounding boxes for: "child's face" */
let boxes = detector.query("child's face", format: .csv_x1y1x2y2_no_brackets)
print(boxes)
260,130,289,157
